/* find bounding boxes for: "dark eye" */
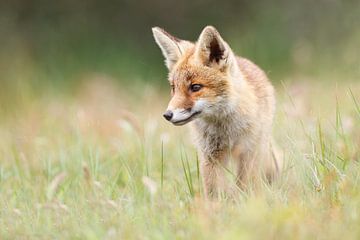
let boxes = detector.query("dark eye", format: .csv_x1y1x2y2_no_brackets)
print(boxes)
170,85,175,92
190,84,203,92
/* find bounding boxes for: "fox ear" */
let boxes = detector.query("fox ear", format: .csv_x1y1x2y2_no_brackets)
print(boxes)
195,26,232,70
152,27,183,69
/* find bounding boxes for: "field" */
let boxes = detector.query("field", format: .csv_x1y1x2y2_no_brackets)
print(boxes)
1,69,360,239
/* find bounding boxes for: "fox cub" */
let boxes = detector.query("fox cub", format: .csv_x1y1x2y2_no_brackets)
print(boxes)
152,26,282,198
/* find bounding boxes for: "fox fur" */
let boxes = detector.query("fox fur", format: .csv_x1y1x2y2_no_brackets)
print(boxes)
152,26,282,198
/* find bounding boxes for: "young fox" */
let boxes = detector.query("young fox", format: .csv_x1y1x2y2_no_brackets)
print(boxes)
152,26,282,198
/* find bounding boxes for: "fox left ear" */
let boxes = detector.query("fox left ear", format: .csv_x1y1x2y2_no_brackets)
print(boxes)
195,26,233,70
152,27,183,69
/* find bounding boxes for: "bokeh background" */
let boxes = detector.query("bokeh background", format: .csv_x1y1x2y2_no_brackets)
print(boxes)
1,0,359,105
1,1,360,238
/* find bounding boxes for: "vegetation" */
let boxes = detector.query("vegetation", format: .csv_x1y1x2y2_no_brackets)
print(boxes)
0,74,359,239
0,0,360,239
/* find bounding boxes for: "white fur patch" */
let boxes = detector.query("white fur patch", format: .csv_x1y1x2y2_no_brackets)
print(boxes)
192,99,207,112
171,108,192,122
167,99,208,125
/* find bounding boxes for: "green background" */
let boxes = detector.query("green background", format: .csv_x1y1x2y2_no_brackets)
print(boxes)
1,0,359,89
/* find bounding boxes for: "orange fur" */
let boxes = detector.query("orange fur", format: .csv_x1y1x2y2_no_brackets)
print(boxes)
153,26,282,198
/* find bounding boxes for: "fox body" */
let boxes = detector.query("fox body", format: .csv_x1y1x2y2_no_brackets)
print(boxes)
152,26,281,197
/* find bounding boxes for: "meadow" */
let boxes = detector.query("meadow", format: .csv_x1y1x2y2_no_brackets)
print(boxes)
0,68,359,239
1,2,360,237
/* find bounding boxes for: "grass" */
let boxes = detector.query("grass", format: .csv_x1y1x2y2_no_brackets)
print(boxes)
0,74,360,239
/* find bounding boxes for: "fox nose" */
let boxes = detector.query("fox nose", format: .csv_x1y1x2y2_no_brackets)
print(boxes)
163,110,173,121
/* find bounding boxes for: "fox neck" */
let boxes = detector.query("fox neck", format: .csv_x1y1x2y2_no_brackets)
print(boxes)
199,70,250,124
192,75,255,158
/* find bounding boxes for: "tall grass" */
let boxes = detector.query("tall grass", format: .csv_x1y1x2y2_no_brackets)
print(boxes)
0,76,359,239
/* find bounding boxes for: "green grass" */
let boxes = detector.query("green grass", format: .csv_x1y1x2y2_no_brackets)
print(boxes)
0,76,360,239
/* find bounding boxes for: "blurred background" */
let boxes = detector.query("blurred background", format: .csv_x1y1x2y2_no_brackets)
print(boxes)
0,0,359,114
1,1,360,237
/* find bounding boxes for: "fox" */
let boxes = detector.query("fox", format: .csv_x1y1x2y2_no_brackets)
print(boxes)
152,26,282,198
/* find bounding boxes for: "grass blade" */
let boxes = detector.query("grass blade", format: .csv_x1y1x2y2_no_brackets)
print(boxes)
349,88,360,120
161,141,164,189
180,147,194,197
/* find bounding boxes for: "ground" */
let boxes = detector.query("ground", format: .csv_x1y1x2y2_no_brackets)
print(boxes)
0,74,360,239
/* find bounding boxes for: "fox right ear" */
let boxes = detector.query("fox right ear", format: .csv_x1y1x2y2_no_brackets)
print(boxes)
195,26,233,71
152,27,182,69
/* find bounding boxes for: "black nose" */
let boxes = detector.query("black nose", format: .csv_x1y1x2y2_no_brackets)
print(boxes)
163,110,173,121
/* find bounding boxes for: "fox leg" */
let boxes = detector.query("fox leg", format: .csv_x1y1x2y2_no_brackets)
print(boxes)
236,150,258,189
200,153,227,199
265,141,283,182
236,142,282,188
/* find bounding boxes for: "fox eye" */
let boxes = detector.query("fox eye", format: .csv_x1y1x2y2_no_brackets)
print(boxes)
170,84,175,93
190,84,203,92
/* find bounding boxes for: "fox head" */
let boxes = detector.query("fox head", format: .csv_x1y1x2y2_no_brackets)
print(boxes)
152,26,241,126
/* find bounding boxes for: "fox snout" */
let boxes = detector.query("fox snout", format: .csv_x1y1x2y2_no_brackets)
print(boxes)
162,107,201,126
163,110,173,121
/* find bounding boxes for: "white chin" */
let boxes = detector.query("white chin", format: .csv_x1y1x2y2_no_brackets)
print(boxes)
170,111,201,126
171,119,192,126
